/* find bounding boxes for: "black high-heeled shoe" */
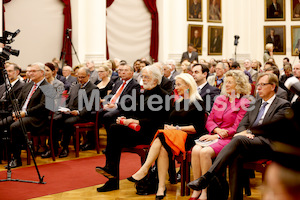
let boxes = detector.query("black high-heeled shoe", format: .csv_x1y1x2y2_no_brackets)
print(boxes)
127,175,147,183
155,187,167,200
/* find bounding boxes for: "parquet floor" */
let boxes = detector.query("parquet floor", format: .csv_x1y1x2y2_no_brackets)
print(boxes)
0,129,263,200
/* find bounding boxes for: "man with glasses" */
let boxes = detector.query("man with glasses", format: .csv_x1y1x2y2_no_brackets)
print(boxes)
1,62,49,168
188,73,290,200
50,67,98,158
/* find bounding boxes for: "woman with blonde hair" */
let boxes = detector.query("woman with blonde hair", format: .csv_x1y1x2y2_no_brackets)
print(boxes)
264,43,274,64
128,73,206,200
96,63,113,99
188,70,251,200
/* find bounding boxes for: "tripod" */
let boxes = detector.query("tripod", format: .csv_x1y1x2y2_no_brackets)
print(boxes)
0,57,45,184
61,29,81,68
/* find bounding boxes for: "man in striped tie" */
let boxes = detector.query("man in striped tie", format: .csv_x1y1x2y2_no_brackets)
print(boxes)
1,62,49,168
188,73,291,200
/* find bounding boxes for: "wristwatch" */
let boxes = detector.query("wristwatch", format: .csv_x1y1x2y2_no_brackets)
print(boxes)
217,134,221,139
246,129,252,134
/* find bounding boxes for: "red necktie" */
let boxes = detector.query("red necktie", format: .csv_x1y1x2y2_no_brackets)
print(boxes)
110,82,126,104
24,84,37,109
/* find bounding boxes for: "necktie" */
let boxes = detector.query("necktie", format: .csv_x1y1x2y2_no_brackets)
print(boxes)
23,84,38,109
252,102,268,127
110,82,126,104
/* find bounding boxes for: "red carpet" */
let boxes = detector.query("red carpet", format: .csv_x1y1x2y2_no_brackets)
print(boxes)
0,153,141,200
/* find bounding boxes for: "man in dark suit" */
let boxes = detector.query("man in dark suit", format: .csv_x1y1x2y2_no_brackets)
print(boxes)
210,29,222,53
180,44,199,63
153,63,173,94
267,0,283,18
188,73,290,200
62,65,77,86
192,63,220,112
100,61,140,132
266,29,282,52
51,67,98,158
1,62,49,168
96,65,169,192
0,63,24,114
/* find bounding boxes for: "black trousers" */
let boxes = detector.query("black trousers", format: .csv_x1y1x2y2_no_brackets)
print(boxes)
208,135,273,200
105,123,149,179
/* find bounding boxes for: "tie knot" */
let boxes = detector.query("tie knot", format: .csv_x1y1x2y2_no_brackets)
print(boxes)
262,102,268,107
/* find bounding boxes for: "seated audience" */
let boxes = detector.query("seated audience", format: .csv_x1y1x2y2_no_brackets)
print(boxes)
263,43,274,64
62,65,77,86
45,62,64,92
1,62,49,168
53,62,70,91
51,67,98,158
280,63,293,84
95,65,170,192
189,70,251,200
153,62,173,95
181,60,193,75
187,73,290,200
127,73,205,199
192,63,220,112
207,62,226,89
166,59,180,80
230,62,253,83
244,59,258,82
86,60,100,84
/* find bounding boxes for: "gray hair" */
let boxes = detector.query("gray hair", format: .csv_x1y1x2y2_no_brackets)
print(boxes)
31,62,45,73
63,65,73,72
141,65,162,85
79,66,91,75
217,62,226,70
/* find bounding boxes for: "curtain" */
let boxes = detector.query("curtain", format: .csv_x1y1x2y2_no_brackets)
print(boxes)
106,0,158,62
143,0,159,62
3,0,12,31
60,0,72,67
106,0,114,60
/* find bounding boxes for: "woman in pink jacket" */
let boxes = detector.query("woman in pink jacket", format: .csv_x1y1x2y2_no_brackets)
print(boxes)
189,70,251,200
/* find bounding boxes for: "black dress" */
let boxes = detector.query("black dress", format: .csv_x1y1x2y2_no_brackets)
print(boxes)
98,80,113,99
168,99,206,150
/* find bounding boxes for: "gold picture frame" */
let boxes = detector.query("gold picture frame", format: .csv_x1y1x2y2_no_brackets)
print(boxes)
208,26,223,55
207,0,222,23
187,0,203,21
291,0,300,21
188,24,203,55
291,26,300,56
264,25,286,55
265,0,285,21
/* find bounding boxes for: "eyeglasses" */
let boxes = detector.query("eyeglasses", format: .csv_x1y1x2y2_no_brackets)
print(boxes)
141,75,151,79
257,83,272,87
27,70,42,73
77,76,87,79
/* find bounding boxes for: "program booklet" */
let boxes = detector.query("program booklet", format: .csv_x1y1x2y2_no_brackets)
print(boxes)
195,139,218,147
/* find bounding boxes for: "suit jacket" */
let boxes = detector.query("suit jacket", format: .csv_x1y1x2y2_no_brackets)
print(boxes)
160,76,173,95
17,79,49,131
199,82,220,112
237,96,290,133
180,51,199,63
170,70,180,81
248,68,258,82
0,80,24,113
56,74,71,91
89,70,100,84
66,81,98,117
108,78,141,111
268,2,282,18
66,75,77,85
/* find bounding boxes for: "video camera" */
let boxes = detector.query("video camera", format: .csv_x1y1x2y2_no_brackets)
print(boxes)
0,29,20,61
234,35,240,46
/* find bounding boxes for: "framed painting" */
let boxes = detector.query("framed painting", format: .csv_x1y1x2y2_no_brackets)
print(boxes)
187,0,202,21
207,0,221,23
208,26,223,55
291,26,300,56
188,24,203,55
291,0,300,21
265,0,285,21
264,25,286,55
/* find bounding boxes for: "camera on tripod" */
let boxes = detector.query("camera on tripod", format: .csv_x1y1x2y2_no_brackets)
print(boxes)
0,29,20,61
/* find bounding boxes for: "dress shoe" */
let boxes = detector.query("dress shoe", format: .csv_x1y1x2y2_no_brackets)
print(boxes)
81,143,95,151
127,175,147,183
41,150,58,158
97,179,119,192
176,171,181,182
187,172,213,191
155,188,167,200
95,166,116,179
59,148,69,158
5,158,22,169
102,149,106,154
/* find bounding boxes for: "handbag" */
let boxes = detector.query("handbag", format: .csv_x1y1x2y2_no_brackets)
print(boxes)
135,165,158,195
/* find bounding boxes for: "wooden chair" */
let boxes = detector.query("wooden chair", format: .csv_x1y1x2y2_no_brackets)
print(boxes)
73,111,100,157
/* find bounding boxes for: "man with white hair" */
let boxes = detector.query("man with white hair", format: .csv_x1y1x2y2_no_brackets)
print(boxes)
207,62,226,89
244,59,258,82
1,62,49,168
166,59,180,80
86,60,100,84
62,65,77,85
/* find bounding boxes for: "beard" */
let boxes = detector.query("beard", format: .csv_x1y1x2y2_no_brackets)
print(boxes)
143,80,157,90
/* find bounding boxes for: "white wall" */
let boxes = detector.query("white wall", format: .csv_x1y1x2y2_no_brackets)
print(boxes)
2,0,299,69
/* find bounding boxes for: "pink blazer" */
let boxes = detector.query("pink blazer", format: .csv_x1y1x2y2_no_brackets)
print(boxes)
206,95,250,139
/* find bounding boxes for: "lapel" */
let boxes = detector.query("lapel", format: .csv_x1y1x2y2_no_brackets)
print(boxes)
200,83,208,96
112,80,123,95
262,97,278,124
121,79,133,95
250,99,262,126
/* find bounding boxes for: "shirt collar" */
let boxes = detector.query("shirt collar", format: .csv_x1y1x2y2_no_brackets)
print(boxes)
262,94,276,105
198,81,208,90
